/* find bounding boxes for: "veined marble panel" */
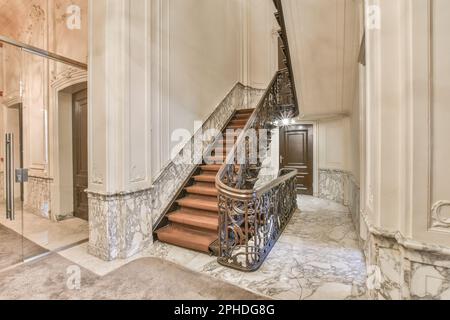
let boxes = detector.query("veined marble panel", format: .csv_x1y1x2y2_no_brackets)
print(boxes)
318,169,347,204
151,83,264,228
362,211,450,300
24,176,52,220
87,188,153,261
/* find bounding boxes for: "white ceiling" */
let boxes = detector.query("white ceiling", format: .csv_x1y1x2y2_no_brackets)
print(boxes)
283,0,363,119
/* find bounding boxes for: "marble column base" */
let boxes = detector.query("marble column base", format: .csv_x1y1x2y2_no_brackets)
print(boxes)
0,171,4,201
87,188,153,261
319,169,360,235
361,213,450,300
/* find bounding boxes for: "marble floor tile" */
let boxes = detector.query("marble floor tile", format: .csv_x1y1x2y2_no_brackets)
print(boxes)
0,205,89,252
58,242,148,277
147,195,368,300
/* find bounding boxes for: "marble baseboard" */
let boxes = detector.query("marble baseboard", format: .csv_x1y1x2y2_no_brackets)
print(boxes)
361,212,450,300
24,176,52,220
347,174,361,236
151,83,264,228
87,188,153,261
318,169,347,204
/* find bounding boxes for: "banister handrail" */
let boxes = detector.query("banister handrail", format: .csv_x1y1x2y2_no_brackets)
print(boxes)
0,34,88,70
215,69,298,272
273,0,299,116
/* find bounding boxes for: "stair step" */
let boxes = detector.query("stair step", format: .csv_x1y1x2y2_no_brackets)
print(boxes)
200,164,222,172
156,225,217,253
168,209,218,231
193,174,217,183
204,156,226,164
185,184,218,196
176,195,219,212
233,113,253,120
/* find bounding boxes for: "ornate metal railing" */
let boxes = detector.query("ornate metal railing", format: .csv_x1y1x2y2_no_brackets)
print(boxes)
215,1,299,272
215,70,298,272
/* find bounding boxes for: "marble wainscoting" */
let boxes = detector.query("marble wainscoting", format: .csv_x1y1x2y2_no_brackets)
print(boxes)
87,188,153,261
151,83,264,228
24,176,52,220
87,83,264,261
318,169,360,235
361,213,450,300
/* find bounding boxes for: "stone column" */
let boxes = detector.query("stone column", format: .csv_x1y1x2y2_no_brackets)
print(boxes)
362,0,450,299
87,0,153,261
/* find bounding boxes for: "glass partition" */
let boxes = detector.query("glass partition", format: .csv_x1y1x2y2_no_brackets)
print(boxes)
0,1,88,267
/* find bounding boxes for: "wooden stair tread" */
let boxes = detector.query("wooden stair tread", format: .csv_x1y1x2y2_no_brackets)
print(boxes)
156,225,217,253
168,210,218,231
193,174,217,183
226,124,245,130
186,184,218,196
177,195,219,212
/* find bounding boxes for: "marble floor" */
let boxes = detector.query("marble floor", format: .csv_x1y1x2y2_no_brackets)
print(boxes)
0,204,89,256
0,196,367,300
145,196,368,300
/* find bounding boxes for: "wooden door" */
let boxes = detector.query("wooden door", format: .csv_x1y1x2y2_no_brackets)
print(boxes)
73,89,89,220
280,125,314,195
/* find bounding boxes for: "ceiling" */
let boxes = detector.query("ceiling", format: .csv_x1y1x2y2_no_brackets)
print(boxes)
283,0,363,119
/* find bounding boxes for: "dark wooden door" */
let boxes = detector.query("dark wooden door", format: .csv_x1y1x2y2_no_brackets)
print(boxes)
73,89,89,220
280,125,314,195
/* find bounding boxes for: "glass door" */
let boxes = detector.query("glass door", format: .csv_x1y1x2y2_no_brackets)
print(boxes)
0,42,25,270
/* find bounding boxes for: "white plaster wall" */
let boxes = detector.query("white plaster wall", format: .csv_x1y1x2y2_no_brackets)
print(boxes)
318,117,350,171
150,0,278,178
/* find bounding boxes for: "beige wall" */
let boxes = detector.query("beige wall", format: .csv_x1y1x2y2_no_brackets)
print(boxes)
150,0,278,178
362,0,450,246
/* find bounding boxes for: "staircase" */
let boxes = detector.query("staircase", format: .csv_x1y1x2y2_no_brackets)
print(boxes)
155,109,255,255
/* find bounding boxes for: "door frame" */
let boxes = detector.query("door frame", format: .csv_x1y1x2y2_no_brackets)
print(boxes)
284,120,319,196
49,68,88,221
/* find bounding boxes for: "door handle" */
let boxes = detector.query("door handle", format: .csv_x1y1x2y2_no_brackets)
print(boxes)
280,155,284,164
5,133,15,221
